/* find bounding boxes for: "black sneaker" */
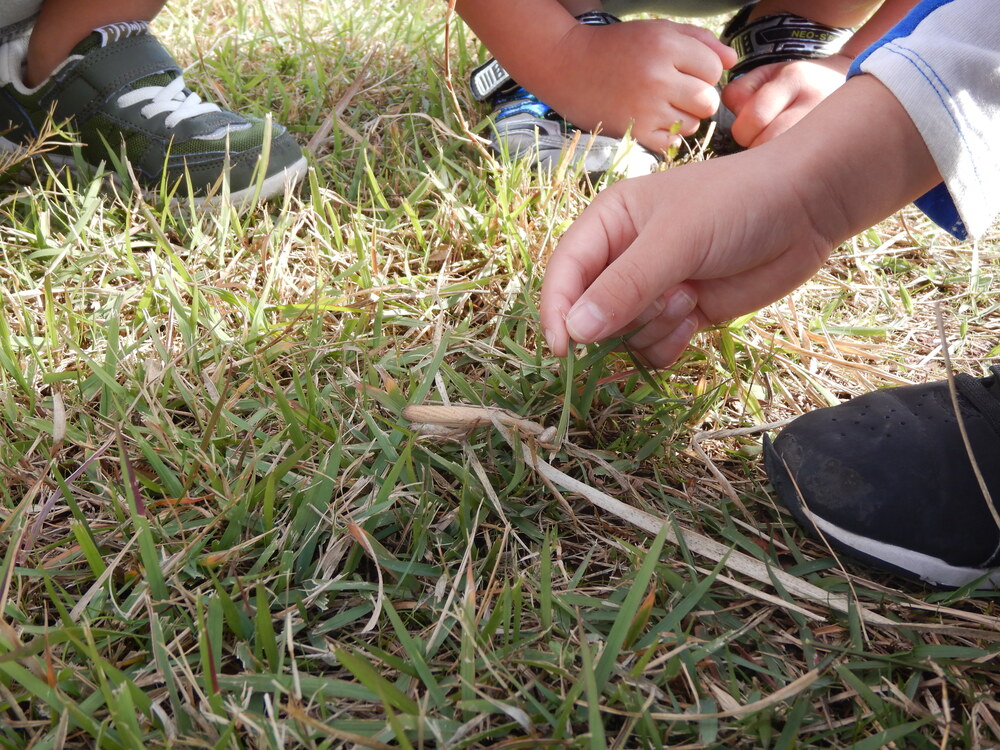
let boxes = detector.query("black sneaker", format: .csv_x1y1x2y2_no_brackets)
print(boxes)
764,367,1000,588
720,3,851,80
708,3,852,153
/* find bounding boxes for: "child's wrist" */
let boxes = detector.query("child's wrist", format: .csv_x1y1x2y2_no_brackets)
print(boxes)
778,75,940,244
551,22,601,88
819,52,854,74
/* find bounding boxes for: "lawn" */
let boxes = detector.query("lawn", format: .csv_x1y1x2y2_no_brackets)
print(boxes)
0,0,998,747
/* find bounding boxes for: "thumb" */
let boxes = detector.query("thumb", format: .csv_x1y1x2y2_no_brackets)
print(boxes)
563,216,701,346
540,185,637,355
721,64,775,114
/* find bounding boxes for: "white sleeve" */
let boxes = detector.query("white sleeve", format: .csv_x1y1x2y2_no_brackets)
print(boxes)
851,0,1000,239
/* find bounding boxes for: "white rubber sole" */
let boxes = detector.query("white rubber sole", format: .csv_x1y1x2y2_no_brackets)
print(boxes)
809,510,1000,589
491,114,660,179
0,135,308,208
193,154,308,209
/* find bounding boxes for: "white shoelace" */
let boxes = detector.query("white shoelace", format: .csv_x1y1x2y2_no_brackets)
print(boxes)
116,75,222,129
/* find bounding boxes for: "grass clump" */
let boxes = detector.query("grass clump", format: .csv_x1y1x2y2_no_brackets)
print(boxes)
0,1,997,748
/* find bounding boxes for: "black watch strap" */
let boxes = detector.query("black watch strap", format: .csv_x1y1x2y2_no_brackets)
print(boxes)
722,5,852,79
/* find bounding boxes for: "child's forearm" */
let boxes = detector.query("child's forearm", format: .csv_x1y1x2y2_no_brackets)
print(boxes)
453,0,580,91
777,73,939,244
839,0,918,58
752,0,880,27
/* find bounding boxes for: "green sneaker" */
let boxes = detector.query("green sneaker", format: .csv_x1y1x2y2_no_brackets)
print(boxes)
0,22,307,205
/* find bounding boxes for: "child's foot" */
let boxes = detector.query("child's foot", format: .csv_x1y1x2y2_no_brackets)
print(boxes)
469,57,659,180
0,22,307,205
764,368,1000,588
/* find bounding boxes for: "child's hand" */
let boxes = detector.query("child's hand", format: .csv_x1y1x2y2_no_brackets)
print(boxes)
551,20,737,154
540,74,941,369
722,54,852,148
539,151,834,367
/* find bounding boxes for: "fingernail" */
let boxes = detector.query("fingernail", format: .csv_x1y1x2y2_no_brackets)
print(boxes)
664,289,695,320
635,297,666,326
675,315,698,341
543,328,555,351
565,301,608,343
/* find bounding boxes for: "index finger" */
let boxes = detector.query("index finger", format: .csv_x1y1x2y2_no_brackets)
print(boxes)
671,22,738,69
540,188,637,356
671,25,734,82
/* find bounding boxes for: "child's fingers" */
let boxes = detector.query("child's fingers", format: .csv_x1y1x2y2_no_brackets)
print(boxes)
638,76,722,146
622,286,698,349
640,128,685,154
672,35,728,84
651,114,701,142
539,245,594,356
561,216,700,346
727,60,848,147
629,313,703,369
672,22,738,68
634,115,695,153
730,74,798,147
669,75,722,121
747,106,808,147
720,64,775,114
540,191,636,355
593,284,696,345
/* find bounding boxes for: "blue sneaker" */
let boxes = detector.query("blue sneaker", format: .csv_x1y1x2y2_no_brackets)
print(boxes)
469,13,659,181
478,76,657,179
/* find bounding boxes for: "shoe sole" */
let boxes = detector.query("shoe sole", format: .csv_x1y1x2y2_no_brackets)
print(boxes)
198,155,308,209
0,135,308,208
490,118,659,180
763,435,1000,589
